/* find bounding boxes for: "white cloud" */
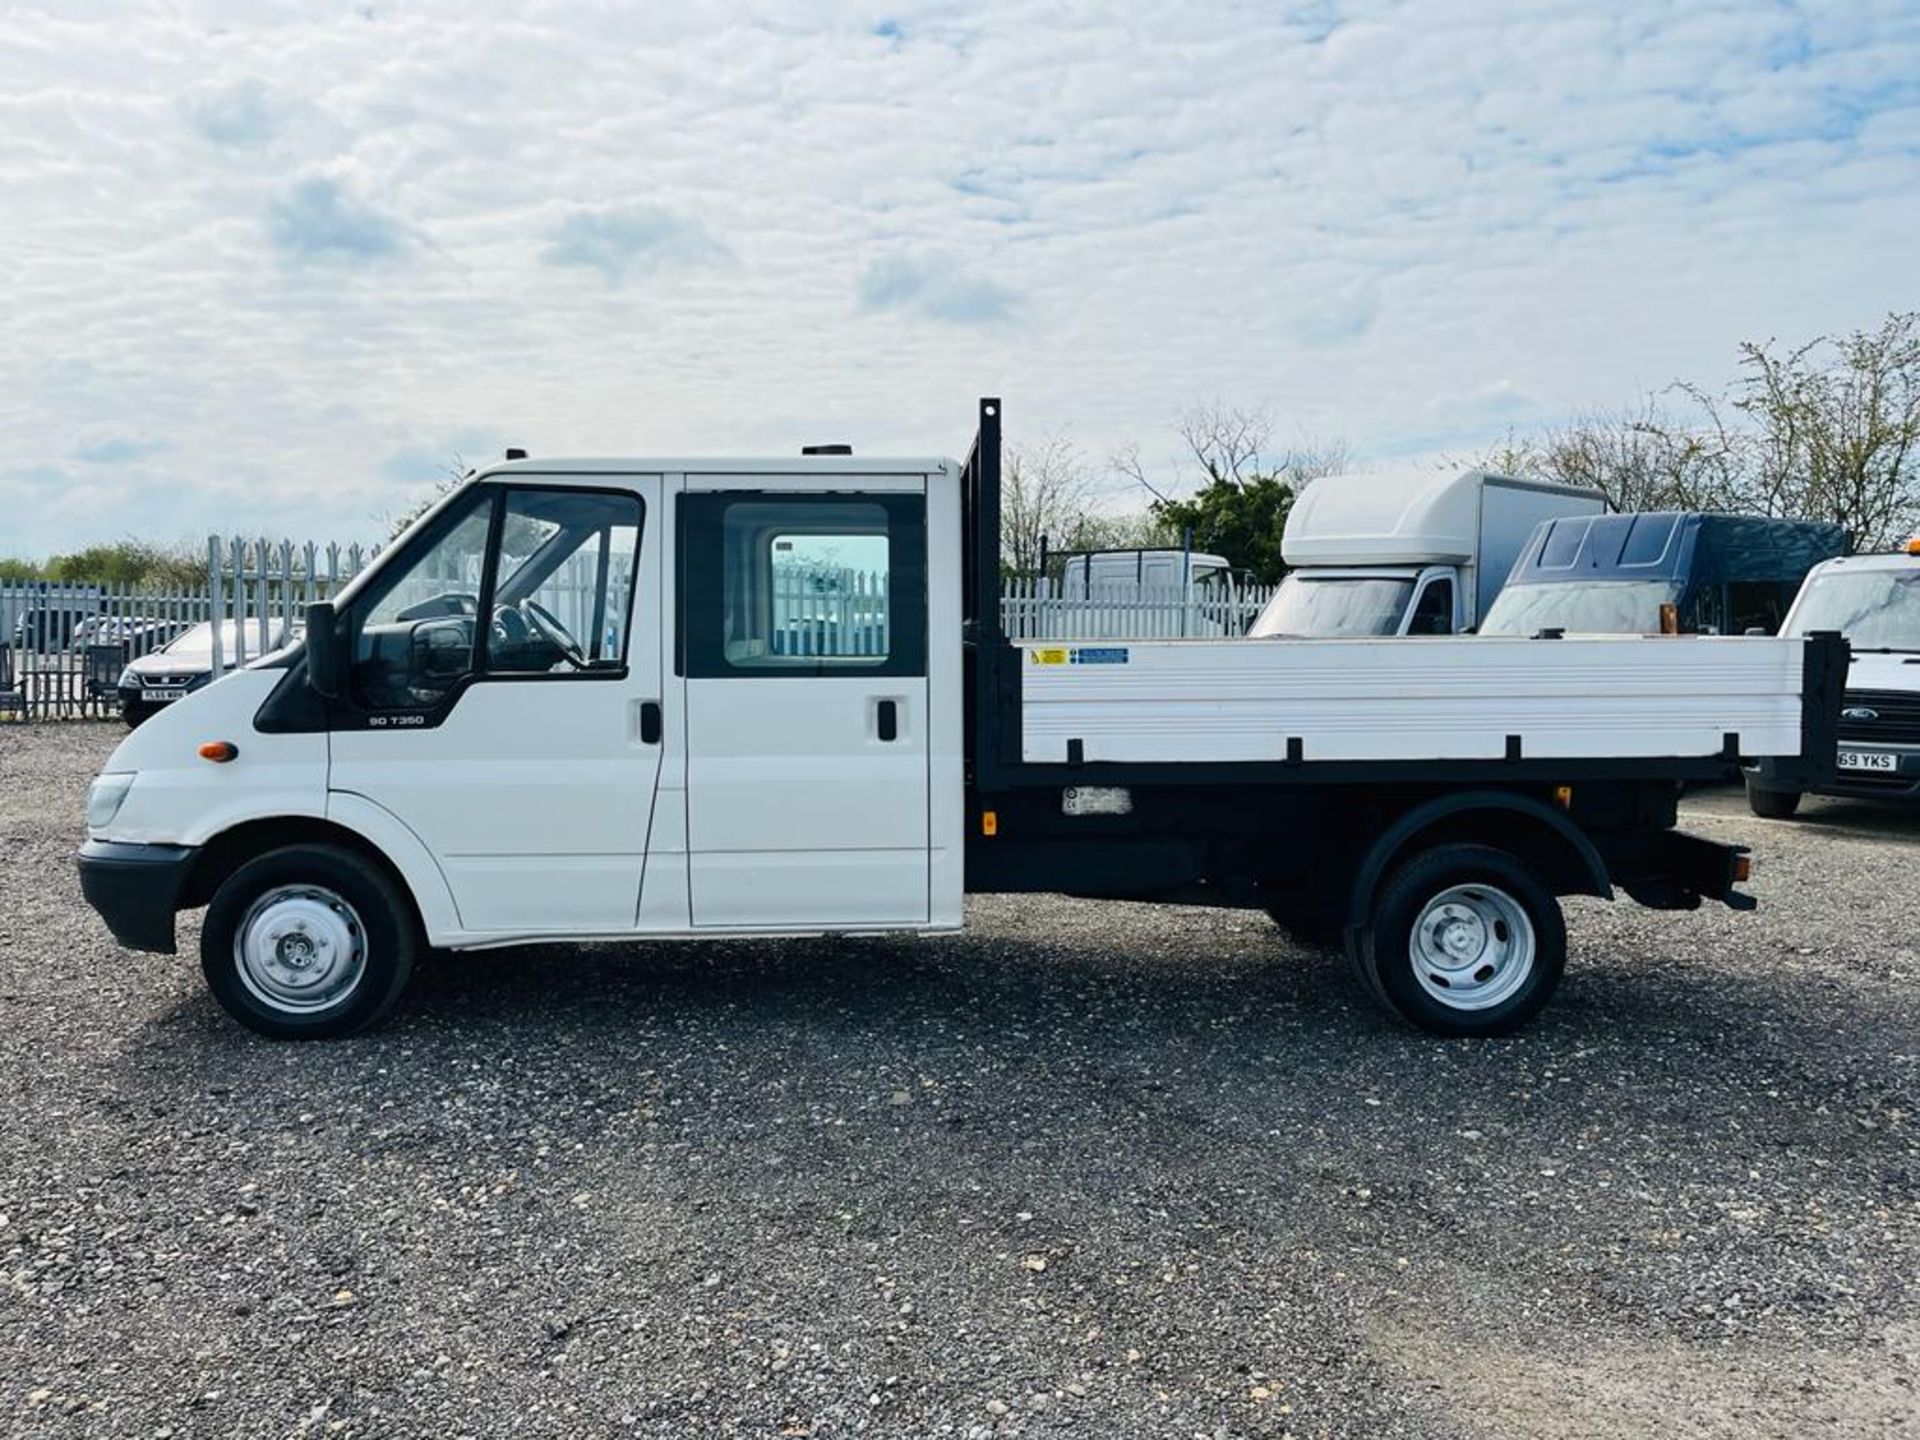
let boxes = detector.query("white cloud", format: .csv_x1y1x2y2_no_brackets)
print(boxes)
0,0,1915,554
542,205,733,284
857,252,1021,324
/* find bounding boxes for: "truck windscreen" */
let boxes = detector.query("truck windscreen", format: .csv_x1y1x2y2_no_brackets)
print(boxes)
1783,570,1920,652
1479,581,1680,636
1249,576,1413,638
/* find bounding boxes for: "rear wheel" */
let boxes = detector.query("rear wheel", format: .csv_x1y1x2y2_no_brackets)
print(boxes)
1745,780,1802,819
1355,844,1565,1037
200,844,416,1039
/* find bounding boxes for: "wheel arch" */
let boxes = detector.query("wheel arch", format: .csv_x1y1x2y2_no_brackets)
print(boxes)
1346,791,1611,932
179,812,457,942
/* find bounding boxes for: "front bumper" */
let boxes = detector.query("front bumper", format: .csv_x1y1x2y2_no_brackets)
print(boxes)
1751,743,1920,804
117,676,207,711
76,840,199,954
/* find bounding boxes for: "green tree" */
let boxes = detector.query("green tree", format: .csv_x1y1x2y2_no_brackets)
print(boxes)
1118,404,1348,582
41,540,204,589
1151,474,1297,582
0,556,45,582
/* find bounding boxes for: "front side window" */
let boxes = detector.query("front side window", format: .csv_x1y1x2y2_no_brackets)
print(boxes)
487,490,642,675
681,492,926,677
349,486,643,710
351,495,492,709
1407,577,1454,635
1726,581,1787,636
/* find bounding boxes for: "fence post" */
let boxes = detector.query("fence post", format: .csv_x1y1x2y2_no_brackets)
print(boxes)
207,536,224,676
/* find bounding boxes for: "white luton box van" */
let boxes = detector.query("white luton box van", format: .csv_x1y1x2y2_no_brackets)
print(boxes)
78,401,1845,1040
1252,468,1607,637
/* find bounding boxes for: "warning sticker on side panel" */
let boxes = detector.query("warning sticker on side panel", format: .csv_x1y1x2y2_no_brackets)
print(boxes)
1030,648,1069,665
1070,647,1130,665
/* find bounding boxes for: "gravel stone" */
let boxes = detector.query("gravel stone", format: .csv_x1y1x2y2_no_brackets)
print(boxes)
0,725,1914,1436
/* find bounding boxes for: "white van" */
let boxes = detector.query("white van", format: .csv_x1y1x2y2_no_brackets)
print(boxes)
1253,469,1606,637
1745,541,1920,816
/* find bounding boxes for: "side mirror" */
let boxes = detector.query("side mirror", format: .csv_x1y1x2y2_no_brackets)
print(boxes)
305,602,344,700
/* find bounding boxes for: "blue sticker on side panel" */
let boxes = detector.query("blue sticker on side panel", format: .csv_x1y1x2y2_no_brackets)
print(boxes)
1070,647,1129,664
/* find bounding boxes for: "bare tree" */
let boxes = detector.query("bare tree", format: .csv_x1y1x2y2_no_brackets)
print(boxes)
1476,397,1745,514
1114,403,1349,505
1001,434,1099,574
1728,312,1920,549
1467,313,1920,549
383,454,475,540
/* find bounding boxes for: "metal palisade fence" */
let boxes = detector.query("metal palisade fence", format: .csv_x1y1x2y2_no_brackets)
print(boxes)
2,537,1275,724
204,537,378,674
1,580,216,720
1000,575,1278,640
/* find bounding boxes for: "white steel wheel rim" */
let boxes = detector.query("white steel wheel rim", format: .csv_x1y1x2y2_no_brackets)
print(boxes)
234,884,368,1015
1409,883,1535,1012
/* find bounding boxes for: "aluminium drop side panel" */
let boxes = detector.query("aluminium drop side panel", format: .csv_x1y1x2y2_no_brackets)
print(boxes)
1475,480,1610,624
1017,635,1808,765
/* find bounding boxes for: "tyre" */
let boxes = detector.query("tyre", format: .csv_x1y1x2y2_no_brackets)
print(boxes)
1355,844,1566,1037
1745,780,1802,819
122,703,152,729
200,844,416,1039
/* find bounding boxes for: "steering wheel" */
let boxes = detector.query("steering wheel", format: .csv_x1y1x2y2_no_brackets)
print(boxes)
490,604,532,651
522,600,587,669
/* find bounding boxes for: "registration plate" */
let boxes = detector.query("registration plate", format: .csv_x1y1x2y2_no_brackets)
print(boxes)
1837,750,1897,773
140,689,183,704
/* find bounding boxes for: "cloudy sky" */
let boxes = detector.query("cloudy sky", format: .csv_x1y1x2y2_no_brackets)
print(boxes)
2,0,1916,556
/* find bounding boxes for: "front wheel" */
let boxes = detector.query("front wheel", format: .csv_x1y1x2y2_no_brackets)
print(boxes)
200,844,416,1039
1745,780,1802,819
1355,844,1566,1037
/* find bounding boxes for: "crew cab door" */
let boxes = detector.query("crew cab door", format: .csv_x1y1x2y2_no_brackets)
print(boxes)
328,479,663,934
678,480,931,928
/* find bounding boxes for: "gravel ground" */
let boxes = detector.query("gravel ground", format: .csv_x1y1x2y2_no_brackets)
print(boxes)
1,723,1915,1438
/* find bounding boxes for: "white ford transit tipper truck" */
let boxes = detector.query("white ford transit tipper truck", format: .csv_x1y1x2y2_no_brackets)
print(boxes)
78,401,1844,1041
1250,468,1607,638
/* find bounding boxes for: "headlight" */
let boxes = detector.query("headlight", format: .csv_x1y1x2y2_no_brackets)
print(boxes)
87,774,135,830
118,667,137,688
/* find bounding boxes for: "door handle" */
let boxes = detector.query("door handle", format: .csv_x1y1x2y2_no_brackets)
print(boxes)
876,698,898,743
638,700,662,745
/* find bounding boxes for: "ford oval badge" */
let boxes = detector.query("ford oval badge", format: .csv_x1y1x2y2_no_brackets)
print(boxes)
1842,706,1879,722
